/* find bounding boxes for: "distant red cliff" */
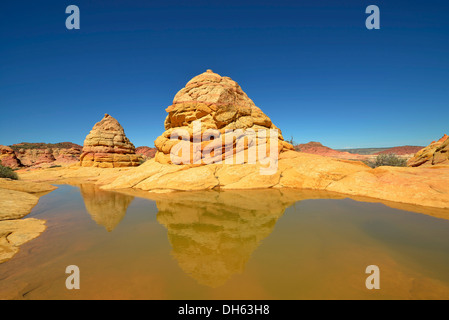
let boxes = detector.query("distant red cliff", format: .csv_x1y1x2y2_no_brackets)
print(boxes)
8,142,82,168
375,146,424,156
294,142,369,160
136,146,157,159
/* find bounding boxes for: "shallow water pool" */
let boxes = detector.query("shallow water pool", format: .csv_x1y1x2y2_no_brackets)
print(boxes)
1,184,449,299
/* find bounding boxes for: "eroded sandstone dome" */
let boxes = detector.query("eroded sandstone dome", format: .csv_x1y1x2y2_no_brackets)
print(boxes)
154,69,294,164
0,145,22,169
79,114,141,168
408,134,449,167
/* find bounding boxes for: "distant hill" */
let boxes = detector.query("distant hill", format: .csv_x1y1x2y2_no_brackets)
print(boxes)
338,146,424,155
295,142,369,160
9,142,82,152
374,146,424,155
336,147,390,155
136,146,157,159
6,142,83,168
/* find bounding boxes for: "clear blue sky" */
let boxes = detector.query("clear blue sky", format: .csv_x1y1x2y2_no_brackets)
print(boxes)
1,0,448,149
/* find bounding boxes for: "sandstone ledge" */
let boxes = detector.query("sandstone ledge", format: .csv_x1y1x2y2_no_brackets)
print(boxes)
0,188,39,221
0,178,57,221
0,218,46,264
0,179,56,264
100,151,449,210
0,178,57,194
408,134,449,167
18,165,133,184
0,178,56,221
16,151,449,212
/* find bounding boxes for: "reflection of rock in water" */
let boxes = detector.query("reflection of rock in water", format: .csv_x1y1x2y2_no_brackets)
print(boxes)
156,189,299,288
79,184,134,232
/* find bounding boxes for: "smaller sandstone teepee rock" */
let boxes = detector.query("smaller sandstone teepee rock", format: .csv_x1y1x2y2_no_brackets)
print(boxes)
408,134,449,167
80,114,141,168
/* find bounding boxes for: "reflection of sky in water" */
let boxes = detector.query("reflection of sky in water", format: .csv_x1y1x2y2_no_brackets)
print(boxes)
1,184,449,299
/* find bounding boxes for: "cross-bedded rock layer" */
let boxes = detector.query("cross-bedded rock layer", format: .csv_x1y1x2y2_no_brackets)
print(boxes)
154,70,294,164
80,114,141,168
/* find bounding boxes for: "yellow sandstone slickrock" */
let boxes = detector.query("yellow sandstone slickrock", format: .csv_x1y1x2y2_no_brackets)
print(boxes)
0,178,57,194
408,134,449,167
0,178,56,221
0,188,39,220
0,178,56,263
101,151,449,210
17,165,133,184
0,218,46,264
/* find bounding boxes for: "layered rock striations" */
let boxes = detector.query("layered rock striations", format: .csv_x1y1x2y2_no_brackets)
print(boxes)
136,146,157,160
79,114,141,168
9,142,82,167
154,70,294,165
408,134,449,167
0,145,22,169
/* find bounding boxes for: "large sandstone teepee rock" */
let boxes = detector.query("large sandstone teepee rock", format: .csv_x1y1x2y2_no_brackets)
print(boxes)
408,134,449,167
79,114,141,168
154,69,294,164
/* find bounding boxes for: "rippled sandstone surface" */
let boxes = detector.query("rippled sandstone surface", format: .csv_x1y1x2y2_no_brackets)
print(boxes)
408,134,449,167
0,179,56,263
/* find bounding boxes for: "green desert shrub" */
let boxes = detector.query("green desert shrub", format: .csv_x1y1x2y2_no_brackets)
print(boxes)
364,154,407,168
0,164,19,180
